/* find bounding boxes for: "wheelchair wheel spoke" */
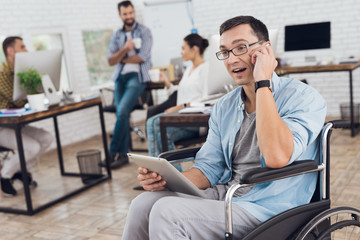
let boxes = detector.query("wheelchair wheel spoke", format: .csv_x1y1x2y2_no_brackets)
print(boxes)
296,207,360,240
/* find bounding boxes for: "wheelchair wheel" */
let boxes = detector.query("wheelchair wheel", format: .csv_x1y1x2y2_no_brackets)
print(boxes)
295,206,360,240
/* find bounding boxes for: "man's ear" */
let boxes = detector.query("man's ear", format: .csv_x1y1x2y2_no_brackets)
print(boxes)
6,46,14,57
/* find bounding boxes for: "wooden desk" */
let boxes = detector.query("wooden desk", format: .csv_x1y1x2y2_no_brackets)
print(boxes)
159,112,210,152
0,96,111,215
146,79,180,90
276,62,360,136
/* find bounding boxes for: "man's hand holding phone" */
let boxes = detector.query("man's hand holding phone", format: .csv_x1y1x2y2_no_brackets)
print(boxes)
250,42,278,81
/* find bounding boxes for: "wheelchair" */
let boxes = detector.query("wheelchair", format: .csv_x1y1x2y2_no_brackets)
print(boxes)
159,120,360,240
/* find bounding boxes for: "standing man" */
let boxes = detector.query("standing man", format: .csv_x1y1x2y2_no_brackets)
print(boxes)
106,0,153,169
122,16,327,239
0,36,53,196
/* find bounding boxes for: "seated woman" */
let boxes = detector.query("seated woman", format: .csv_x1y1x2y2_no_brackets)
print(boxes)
146,33,209,170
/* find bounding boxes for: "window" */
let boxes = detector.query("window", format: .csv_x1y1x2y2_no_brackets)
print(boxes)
82,29,114,87
0,35,6,64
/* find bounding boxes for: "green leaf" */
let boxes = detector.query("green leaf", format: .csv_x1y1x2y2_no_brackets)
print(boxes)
17,67,43,94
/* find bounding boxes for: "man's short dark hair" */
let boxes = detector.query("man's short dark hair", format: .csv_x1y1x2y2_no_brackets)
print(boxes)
118,1,134,12
219,16,269,42
2,36,22,58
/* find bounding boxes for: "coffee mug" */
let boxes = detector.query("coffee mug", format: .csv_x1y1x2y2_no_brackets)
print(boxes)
133,38,142,49
149,68,160,82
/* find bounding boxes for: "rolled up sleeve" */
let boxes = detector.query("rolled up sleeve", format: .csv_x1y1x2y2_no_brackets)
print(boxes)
279,85,327,165
138,27,152,62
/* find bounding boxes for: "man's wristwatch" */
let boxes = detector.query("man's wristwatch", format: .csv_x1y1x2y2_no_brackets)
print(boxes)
255,80,272,93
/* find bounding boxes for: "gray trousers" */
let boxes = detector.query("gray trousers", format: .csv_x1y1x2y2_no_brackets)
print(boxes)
122,190,261,240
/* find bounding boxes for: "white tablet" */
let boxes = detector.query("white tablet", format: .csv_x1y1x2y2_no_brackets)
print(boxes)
128,153,206,198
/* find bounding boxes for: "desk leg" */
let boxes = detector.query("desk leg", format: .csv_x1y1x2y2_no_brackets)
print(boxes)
53,117,65,175
15,125,33,214
98,104,111,178
349,70,355,137
160,122,168,152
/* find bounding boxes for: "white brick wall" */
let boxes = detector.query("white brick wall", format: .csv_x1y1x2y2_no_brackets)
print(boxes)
1,0,359,149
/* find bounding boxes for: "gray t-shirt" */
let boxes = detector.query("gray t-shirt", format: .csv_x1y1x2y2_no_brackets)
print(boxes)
206,108,261,200
227,109,260,197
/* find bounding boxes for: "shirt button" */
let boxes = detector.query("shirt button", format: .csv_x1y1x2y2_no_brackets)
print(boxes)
229,142,232,146
238,120,240,123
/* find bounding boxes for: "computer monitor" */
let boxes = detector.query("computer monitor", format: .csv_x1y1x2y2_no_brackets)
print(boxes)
284,22,331,51
205,35,235,96
268,29,279,57
13,49,62,101
170,57,184,80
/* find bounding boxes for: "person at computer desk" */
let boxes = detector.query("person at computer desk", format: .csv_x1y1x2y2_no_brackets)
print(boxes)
0,36,53,197
122,16,326,239
103,0,153,169
146,33,209,167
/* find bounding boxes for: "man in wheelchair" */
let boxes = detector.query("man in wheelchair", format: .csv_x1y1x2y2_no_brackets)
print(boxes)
122,16,327,239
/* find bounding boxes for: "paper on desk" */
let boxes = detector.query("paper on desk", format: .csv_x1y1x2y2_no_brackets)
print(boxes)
179,106,212,114
0,108,27,114
0,108,35,117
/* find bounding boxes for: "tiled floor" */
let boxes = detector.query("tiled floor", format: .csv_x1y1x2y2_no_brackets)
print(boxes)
0,126,359,239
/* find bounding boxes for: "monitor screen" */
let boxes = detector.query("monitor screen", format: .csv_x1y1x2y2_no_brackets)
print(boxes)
268,29,279,57
13,49,62,101
285,22,331,51
206,35,235,96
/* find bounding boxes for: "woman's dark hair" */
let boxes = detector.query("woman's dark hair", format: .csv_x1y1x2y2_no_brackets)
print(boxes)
183,34,209,55
118,0,133,12
219,16,269,42
2,36,23,58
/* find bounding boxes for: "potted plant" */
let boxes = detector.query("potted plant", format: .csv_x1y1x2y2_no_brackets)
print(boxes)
17,67,45,110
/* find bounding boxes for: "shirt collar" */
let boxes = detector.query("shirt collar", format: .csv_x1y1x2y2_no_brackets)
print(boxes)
2,62,14,75
121,21,138,32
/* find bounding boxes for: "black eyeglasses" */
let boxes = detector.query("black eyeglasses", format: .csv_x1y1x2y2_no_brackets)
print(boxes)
216,41,262,60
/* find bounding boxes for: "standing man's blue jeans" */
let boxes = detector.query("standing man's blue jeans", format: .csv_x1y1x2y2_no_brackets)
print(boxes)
109,72,146,156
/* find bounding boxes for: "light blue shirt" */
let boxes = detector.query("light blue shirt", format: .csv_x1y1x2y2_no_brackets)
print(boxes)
107,21,153,83
193,73,327,222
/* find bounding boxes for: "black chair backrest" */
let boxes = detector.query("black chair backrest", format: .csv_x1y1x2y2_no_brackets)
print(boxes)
147,91,177,120
133,89,154,110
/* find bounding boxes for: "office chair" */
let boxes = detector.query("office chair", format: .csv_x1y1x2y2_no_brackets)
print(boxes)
0,146,38,188
300,79,308,84
0,146,12,166
99,87,153,152
159,120,360,240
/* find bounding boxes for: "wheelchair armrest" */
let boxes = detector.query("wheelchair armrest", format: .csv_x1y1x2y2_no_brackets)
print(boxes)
240,160,318,185
158,147,201,161
329,119,350,129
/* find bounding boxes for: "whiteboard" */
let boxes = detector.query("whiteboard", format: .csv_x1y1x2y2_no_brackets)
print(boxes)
143,2,193,67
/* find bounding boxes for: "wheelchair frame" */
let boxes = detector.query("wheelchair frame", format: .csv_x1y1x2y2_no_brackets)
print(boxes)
159,120,360,240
